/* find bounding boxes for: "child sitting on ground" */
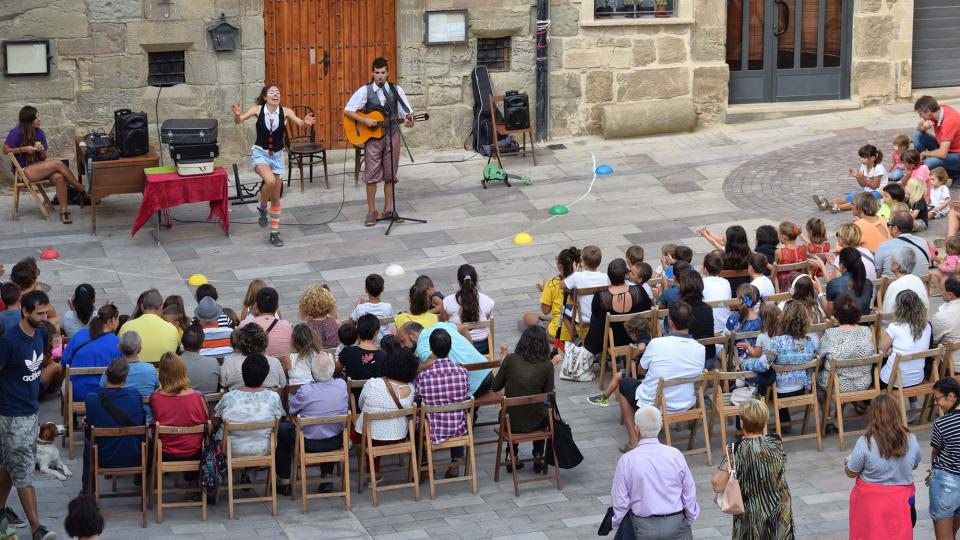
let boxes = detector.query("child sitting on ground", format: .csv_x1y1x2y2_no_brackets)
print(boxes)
0,281,22,331
930,167,953,219
774,221,806,292
351,273,393,344
906,176,929,232
586,312,652,407
901,148,931,203
887,134,910,183
748,252,776,298
878,182,905,221
931,235,960,286
817,144,887,213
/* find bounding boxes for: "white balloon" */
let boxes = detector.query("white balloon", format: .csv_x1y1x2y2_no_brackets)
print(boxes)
385,264,405,277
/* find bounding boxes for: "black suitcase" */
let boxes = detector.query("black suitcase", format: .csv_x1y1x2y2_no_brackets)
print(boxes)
169,143,219,162
161,119,219,145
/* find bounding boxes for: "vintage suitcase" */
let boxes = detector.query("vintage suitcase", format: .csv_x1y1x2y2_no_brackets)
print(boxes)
161,119,219,145
176,159,215,176
169,143,219,162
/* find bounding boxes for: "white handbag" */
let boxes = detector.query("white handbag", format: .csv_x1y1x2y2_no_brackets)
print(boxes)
559,342,595,382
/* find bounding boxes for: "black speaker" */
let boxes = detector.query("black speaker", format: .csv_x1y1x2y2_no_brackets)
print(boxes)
113,109,149,157
503,91,530,131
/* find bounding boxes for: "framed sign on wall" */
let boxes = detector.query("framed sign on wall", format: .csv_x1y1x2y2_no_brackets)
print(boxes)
423,9,468,45
3,40,51,76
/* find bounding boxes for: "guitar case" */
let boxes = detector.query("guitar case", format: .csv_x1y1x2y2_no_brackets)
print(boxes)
470,66,503,155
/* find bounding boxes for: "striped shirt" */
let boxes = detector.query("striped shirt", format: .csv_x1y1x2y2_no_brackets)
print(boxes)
414,357,470,444
199,320,233,358
933,410,960,475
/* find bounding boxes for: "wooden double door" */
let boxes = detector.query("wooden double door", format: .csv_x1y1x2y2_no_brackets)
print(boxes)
264,0,397,149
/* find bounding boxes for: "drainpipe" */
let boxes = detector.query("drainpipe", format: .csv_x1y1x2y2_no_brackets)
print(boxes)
535,0,549,142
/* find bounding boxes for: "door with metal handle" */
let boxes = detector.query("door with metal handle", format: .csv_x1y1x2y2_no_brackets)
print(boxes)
773,0,790,36
322,50,330,77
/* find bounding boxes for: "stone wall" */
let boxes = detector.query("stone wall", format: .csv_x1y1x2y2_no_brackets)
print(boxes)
0,0,265,183
851,0,914,106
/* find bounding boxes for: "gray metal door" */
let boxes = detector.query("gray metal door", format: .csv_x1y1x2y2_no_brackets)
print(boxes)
727,0,851,104
912,0,960,88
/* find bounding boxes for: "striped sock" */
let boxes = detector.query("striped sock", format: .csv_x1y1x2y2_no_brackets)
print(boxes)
270,205,281,231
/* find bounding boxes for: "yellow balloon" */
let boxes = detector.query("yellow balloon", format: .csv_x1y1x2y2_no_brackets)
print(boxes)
513,233,533,245
188,273,208,286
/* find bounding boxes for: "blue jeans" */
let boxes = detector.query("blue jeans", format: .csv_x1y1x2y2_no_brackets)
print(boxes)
930,468,960,521
914,130,960,174
888,167,905,182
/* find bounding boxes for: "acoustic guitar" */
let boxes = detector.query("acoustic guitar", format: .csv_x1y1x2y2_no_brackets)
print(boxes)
342,111,429,146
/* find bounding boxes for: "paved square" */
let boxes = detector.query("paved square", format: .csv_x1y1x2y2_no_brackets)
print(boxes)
7,100,957,538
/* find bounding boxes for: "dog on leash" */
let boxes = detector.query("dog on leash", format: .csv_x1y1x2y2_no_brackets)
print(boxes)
36,422,72,481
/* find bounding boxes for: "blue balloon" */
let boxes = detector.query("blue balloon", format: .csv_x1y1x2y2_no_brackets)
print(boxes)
595,165,613,175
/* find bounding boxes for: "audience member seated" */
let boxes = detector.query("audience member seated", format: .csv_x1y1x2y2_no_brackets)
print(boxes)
415,329,471,478
192,284,233,327
879,290,932,389
774,222,807,292
299,284,340,349
220,325,287,391
881,248,930,315
394,279,439,330
240,279,269,322
657,260,692,308
675,272,718,363
611,406,699,540
611,302,705,453
441,264,495,355
150,352,209,488
583,259,651,357
354,347,418,473
701,252,733,334
118,289,180,363
696,225,752,291
339,314,386,392
812,247,874,316
851,192,892,253
180,324,220,395
61,304,120,402
288,324,332,389
754,225,779,265
400,320,493,400
213,354,285,457
562,245,610,328
240,287,293,362
836,222,879,279
522,247,581,343
81,357,146,496
162,295,190,337
816,294,876,395
350,273,393,344
276,350,348,495
0,282,22,332
933,276,960,374
748,253,775,298
99,331,158,425
10,256,40,297
491,326,558,471
875,212,933,277
62,283,96,341
195,296,233,359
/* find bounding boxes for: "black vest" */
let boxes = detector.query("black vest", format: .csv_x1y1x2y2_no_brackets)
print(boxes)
363,82,409,123
254,105,285,153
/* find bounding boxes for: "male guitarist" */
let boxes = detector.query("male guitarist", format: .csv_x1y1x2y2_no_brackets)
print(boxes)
344,57,415,227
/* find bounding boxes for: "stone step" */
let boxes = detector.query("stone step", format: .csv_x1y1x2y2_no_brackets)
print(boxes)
912,86,960,101
725,99,861,124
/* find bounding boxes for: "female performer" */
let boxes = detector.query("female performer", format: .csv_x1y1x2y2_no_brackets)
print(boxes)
2,106,86,224
232,86,315,247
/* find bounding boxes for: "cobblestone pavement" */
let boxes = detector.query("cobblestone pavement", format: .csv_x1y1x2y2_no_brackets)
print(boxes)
4,99,957,538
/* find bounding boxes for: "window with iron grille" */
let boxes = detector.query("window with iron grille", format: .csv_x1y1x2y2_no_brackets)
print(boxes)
147,51,185,87
477,37,511,72
594,0,676,19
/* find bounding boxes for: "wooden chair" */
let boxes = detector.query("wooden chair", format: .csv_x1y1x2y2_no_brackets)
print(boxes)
285,105,329,191
820,354,883,450
488,95,536,165
655,372,713,465
770,358,822,450
90,425,148,528
598,310,650,388
697,334,732,373
7,152,53,219
465,360,502,447
357,406,420,506
63,366,107,459
771,261,812,293
727,329,761,371
353,144,364,187
709,371,765,451
222,419,280,519
494,392,561,496
885,346,943,429
763,292,793,303
346,378,368,425
418,399,477,500
877,275,934,308
857,313,882,350
151,422,208,523
565,286,608,336
944,341,960,382
463,318,496,360
291,414,351,512
203,391,223,415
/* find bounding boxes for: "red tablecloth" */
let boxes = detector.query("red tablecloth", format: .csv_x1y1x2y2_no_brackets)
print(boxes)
132,167,230,236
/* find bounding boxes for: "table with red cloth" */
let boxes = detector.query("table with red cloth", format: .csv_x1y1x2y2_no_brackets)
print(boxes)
132,166,230,237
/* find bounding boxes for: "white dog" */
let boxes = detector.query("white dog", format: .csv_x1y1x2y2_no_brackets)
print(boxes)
36,422,72,481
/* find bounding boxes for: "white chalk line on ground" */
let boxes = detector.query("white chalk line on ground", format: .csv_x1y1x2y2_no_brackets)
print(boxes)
40,154,602,285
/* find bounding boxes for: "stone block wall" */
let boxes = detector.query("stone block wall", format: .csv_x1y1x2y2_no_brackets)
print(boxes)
851,0,914,106
0,0,265,183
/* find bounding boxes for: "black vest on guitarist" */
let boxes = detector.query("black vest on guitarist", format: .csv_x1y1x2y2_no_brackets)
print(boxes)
362,83,410,134
254,105,285,154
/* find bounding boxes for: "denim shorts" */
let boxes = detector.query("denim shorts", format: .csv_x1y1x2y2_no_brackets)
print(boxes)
251,145,285,175
930,468,960,520
846,190,883,203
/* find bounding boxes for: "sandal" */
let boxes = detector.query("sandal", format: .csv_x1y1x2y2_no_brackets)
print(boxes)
60,212,72,224
365,211,378,227
380,210,404,223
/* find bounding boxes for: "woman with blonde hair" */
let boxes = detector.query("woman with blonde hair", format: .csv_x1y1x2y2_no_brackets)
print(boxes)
150,352,209,465
712,399,795,539
852,192,891,253
835,221,878,280
845,393,920,539
299,284,340,348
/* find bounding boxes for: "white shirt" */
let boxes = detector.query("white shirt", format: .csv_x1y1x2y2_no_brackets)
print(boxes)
350,301,394,344
702,276,733,334
636,335,705,412
442,292,495,342
858,247,878,280
931,185,951,207
563,271,610,324
751,275,776,298
344,82,412,115
860,163,889,194
881,274,930,315
880,322,932,387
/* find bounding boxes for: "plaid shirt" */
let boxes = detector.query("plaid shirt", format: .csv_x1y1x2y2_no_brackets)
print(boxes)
415,357,471,444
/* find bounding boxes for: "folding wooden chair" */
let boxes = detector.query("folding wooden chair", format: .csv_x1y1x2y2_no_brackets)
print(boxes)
291,414,351,512
151,422,208,523
494,392,561,496
598,310,651,388
655,372,713,465
465,360,502,447
771,261,812,293
222,419,280,519
357,406,420,506
944,341,960,382
203,392,223,415
857,313,881,350
418,399,477,500
771,358,822,450
463,319,496,360
565,285,608,339
488,95,536,165
7,152,53,219
885,346,944,429
63,366,106,459
378,315,396,333
763,292,793,304
90,425,148,528
346,378,367,427
820,354,883,450
877,275,934,309
727,329,761,371
697,334,731,373
709,371,765,451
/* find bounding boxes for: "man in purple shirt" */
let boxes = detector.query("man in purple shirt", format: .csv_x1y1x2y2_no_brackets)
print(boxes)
611,406,699,539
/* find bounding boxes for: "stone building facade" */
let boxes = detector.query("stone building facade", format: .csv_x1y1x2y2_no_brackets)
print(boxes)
0,0,950,182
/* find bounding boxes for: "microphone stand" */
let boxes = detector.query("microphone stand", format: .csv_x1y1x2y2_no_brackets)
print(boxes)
376,81,426,235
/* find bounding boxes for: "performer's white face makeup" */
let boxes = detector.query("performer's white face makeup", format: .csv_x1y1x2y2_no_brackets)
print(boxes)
265,86,281,106
372,66,388,86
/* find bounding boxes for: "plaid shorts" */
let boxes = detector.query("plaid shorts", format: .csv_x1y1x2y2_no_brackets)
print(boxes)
0,414,39,488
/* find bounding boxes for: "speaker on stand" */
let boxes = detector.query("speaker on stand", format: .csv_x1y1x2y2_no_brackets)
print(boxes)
503,91,530,131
